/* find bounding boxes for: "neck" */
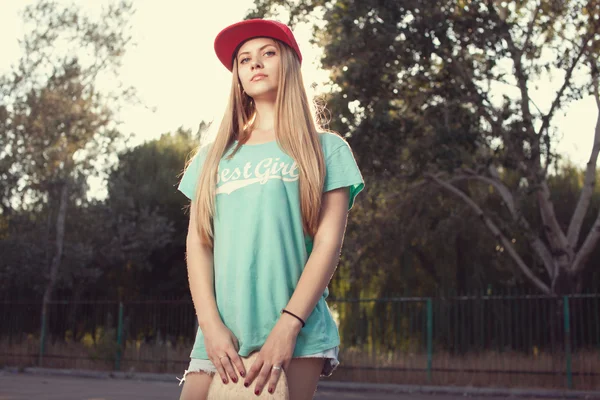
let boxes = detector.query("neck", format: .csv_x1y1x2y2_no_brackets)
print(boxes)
252,97,276,132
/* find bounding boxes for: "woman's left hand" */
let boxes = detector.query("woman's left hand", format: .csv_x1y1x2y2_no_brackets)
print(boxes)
243,315,302,395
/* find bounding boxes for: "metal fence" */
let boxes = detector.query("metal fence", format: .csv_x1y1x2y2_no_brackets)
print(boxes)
1,293,599,390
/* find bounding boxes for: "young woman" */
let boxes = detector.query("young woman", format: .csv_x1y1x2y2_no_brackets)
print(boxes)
177,19,364,400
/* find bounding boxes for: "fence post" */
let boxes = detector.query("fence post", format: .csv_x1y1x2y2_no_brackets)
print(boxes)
115,302,124,371
563,296,572,389
427,298,433,383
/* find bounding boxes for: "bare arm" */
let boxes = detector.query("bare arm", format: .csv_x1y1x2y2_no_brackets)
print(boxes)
281,186,350,332
186,202,220,330
244,187,351,393
186,201,246,382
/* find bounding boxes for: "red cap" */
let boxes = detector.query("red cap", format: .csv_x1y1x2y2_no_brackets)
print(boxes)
214,19,302,71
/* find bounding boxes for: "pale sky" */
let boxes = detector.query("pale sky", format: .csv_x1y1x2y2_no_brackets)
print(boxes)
0,0,327,148
0,0,596,172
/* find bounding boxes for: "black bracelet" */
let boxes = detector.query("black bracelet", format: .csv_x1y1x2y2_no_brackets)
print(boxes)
281,309,306,328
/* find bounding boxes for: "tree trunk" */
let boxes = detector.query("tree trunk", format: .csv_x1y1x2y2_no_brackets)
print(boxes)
455,233,468,295
39,183,68,362
551,266,583,296
68,282,84,342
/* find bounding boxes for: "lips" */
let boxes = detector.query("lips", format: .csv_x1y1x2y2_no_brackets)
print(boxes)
251,74,267,82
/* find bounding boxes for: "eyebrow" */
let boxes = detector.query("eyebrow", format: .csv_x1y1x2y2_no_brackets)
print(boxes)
237,43,276,59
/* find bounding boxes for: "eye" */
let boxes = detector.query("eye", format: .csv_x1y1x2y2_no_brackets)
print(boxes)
239,57,250,64
264,50,276,57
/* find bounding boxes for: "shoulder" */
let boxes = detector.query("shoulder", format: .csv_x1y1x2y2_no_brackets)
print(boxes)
189,142,212,164
182,143,212,178
197,142,212,158
318,131,352,158
179,142,213,199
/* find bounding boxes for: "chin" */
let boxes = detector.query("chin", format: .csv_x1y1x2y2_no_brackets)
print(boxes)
247,88,278,101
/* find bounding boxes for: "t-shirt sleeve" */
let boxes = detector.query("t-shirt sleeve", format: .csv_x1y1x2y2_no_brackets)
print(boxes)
177,146,209,200
323,139,365,210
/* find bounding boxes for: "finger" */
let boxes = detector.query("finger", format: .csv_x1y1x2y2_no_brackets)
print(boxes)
212,355,229,384
229,351,246,378
266,364,283,394
283,358,292,371
221,355,239,383
243,356,263,388
253,362,273,396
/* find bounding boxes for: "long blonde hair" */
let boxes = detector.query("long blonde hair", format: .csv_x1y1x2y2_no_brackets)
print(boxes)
191,40,327,247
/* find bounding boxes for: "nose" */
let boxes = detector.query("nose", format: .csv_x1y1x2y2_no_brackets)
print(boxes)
251,57,263,70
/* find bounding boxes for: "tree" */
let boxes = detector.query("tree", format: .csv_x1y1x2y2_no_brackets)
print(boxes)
0,0,136,353
104,127,202,298
249,0,600,294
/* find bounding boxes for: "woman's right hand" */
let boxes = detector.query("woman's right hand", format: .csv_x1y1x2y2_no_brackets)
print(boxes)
203,320,246,384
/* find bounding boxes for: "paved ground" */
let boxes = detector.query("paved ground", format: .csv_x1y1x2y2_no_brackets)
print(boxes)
0,373,555,400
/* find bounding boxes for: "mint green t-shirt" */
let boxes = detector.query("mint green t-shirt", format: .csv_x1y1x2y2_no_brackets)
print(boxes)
178,132,364,359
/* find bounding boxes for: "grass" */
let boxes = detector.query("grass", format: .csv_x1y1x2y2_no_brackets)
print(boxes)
1,337,598,391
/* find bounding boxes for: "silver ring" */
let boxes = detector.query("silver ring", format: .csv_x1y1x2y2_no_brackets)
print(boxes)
219,355,229,360
272,365,282,371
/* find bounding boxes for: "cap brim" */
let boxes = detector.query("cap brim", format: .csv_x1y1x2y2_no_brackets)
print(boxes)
214,19,295,71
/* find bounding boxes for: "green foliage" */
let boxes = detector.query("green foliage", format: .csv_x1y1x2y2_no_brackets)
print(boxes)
0,117,202,300
0,0,136,209
102,127,201,299
2,0,600,305
249,0,600,294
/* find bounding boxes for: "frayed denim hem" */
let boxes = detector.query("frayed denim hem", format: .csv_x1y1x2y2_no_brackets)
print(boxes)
177,346,340,384
176,359,217,386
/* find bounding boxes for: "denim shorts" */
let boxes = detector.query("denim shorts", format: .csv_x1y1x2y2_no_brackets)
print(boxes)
177,347,339,386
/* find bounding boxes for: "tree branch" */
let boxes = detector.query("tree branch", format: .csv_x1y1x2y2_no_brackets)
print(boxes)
494,9,591,262
451,168,556,278
522,1,541,54
491,3,551,180
570,67,600,274
492,12,573,261
567,66,600,251
537,34,592,140
430,33,504,137
426,173,551,293
572,208,600,274
502,25,534,136
460,167,517,215
537,181,570,255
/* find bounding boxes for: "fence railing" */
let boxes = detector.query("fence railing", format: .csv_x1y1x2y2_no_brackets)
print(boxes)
1,294,599,390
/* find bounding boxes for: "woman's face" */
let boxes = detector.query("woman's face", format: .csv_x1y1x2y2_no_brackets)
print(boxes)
236,37,281,101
